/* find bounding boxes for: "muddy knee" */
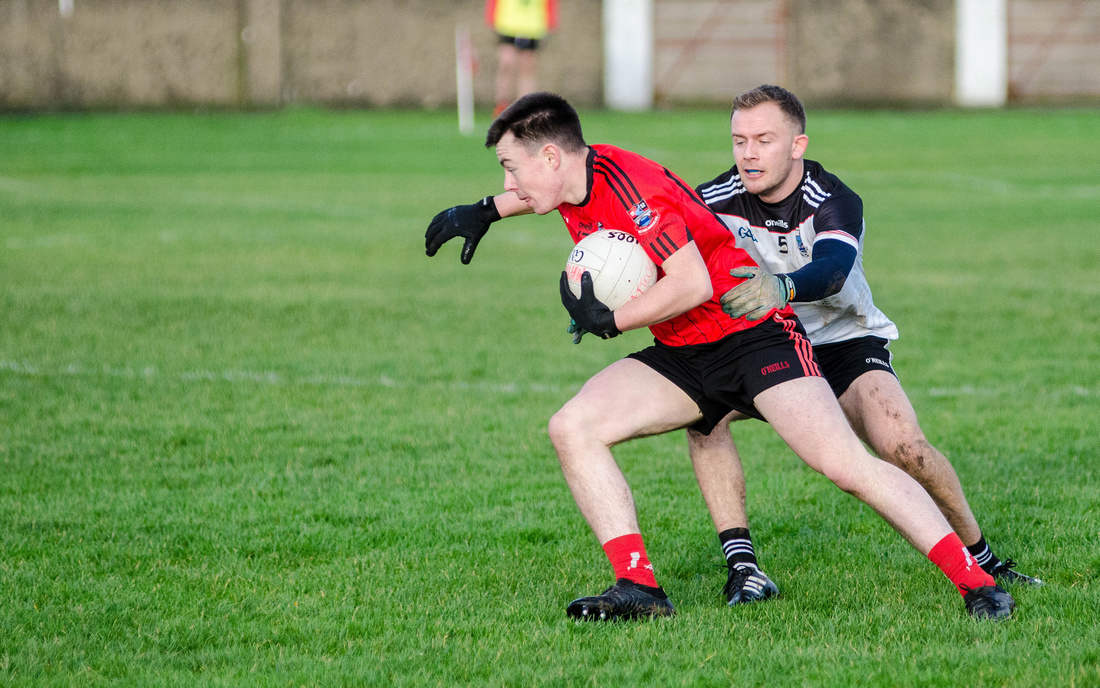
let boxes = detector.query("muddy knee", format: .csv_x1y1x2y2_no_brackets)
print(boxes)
890,438,936,473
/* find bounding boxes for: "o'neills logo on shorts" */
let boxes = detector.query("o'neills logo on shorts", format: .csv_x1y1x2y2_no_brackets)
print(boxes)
761,361,790,375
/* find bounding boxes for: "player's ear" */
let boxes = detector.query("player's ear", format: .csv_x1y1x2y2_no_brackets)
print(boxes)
542,143,561,170
791,134,809,160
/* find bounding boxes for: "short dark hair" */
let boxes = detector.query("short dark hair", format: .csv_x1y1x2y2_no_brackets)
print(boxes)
732,85,806,134
485,92,587,153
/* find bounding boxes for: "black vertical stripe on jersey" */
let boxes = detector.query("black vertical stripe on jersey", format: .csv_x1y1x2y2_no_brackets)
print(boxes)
594,167,631,211
650,237,668,261
598,156,645,205
593,164,636,211
679,308,713,346
665,169,730,229
593,157,642,210
654,232,679,260
662,308,707,347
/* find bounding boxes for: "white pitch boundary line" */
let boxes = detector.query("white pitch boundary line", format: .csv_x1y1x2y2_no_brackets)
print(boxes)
926,384,1095,398
0,358,568,394
2,358,1093,398
0,176,39,194
842,170,1100,200
5,234,92,249
0,175,381,222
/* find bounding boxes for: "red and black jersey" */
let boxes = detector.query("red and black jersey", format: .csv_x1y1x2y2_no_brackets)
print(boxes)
557,145,794,347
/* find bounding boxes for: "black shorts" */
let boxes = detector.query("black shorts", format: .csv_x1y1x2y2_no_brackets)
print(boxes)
627,314,822,434
498,34,540,51
813,336,897,398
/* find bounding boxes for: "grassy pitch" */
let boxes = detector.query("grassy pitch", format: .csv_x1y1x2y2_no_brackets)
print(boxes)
1,106,1098,686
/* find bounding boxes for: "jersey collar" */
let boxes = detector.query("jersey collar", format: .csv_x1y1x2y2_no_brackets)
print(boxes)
573,147,596,207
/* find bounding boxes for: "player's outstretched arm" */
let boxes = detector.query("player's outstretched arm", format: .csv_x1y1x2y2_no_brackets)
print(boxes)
424,195,500,264
721,267,794,321
719,239,856,319
424,193,531,264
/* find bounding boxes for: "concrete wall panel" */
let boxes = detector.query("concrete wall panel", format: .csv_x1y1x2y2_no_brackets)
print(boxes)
281,0,602,108
0,0,239,108
786,0,955,105
653,0,784,103
0,0,602,109
2,0,1097,109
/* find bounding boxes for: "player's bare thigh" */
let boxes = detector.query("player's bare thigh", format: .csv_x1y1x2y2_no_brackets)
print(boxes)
837,370,927,458
685,408,751,451
752,375,869,478
552,358,703,447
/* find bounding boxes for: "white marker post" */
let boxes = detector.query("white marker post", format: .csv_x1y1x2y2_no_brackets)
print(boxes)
456,24,476,135
956,0,1008,106
604,0,654,111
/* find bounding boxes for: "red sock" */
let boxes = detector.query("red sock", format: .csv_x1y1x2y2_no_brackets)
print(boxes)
602,533,659,588
928,533,996,596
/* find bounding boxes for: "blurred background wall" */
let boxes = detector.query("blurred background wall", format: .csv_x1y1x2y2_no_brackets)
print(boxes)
0,0,1097,110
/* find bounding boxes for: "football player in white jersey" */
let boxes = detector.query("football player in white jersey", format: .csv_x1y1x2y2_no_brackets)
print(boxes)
691,85,1041,605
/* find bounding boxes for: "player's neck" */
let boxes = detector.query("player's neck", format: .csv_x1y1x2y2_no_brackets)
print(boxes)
559,146,592,206
759,159,805,204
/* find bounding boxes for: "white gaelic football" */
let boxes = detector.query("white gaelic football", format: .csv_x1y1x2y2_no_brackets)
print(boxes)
565,230,658,311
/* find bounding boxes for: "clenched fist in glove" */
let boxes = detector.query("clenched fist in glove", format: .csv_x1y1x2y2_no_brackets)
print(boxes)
560,271,620,340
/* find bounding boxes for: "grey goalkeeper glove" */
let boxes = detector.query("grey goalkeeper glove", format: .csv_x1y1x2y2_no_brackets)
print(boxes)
721,267,795,321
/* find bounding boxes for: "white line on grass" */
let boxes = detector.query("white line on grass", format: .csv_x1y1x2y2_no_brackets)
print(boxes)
4,357,1094,399
0,177,377,222
843,170,1100,199
0,176,38,193
926,384,1094,398
6,234,92,249
0,358,567,394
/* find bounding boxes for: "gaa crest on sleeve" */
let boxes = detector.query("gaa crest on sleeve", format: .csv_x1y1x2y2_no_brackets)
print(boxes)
629,201,659,234
795,233,809,257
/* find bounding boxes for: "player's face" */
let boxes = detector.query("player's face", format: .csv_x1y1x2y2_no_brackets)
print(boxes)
731,102,807,203
495,132,564,215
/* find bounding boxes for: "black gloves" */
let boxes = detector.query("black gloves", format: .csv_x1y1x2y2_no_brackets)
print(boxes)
559,271,620,340
424,196,502,264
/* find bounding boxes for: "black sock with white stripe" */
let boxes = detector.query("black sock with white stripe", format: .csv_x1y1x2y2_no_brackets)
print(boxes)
966,534,1002,574
719,527,758,571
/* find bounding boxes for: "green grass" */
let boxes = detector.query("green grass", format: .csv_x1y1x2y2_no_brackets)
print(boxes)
1,106,1098,686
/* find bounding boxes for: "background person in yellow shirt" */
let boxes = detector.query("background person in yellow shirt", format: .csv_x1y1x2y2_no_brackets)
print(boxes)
486,0,559,116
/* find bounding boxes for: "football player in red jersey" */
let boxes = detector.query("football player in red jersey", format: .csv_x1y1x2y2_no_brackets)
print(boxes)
425,92,1014,621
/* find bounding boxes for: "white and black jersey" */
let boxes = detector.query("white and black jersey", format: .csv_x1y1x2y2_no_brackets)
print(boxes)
696,160,898,346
